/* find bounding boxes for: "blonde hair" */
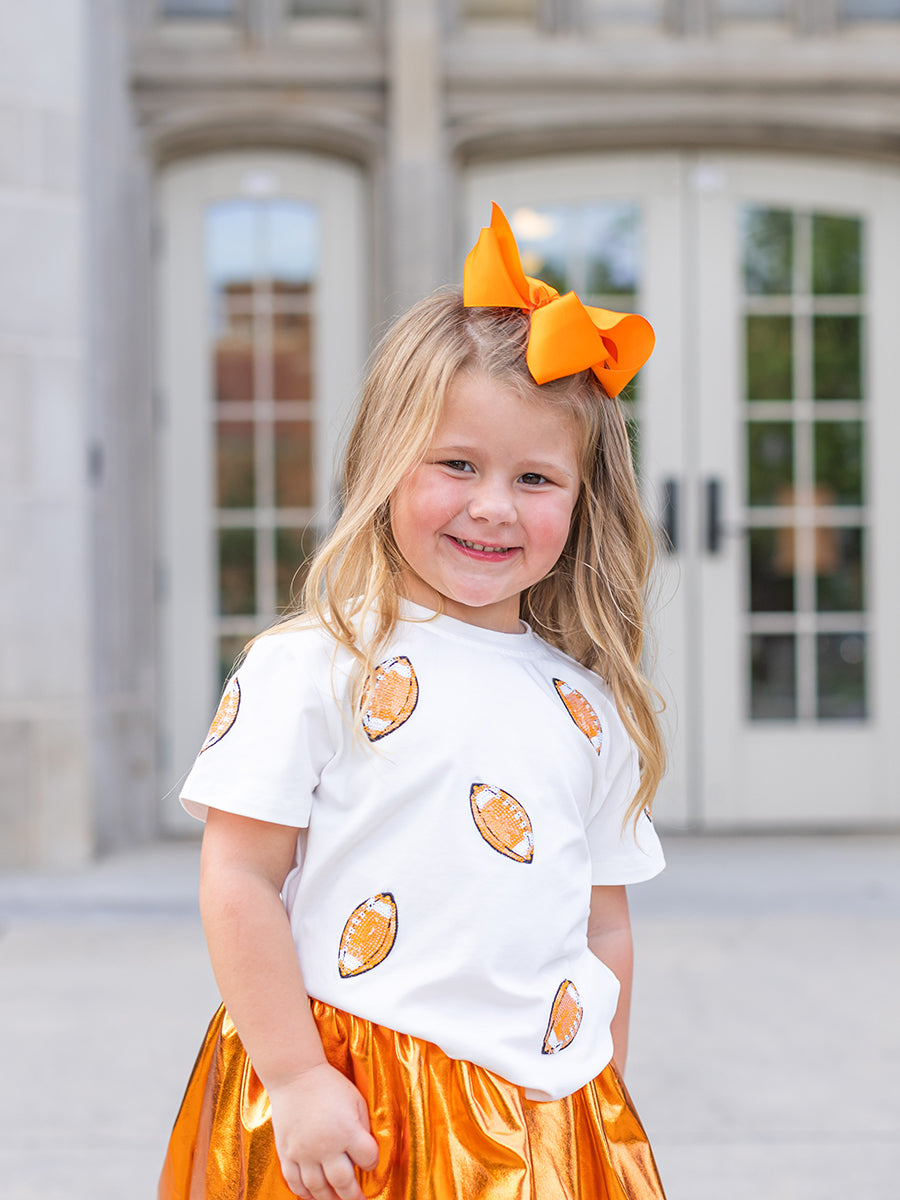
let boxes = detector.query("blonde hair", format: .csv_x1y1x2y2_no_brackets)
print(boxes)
264,289,665,822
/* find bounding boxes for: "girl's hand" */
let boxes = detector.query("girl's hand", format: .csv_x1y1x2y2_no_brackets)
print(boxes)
267,1061,379,1200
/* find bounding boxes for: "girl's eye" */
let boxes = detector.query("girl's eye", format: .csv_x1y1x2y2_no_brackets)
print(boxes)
442,460,473,473
520,472,548,486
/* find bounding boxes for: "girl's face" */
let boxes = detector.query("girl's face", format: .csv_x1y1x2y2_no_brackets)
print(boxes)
390,371,581,633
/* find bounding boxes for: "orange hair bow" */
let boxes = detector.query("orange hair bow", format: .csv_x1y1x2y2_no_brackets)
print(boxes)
463,203,655,397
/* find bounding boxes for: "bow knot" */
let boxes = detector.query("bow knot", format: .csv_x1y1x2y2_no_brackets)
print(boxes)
463,203,654,397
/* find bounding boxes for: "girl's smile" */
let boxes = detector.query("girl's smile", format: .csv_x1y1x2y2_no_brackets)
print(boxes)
390,371,581,632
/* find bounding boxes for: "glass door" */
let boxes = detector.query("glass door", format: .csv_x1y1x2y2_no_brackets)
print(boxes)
693,154,899,826
467,153,900,828
157,153,366,828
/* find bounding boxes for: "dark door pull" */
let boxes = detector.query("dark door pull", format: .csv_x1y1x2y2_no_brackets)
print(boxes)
705,478,723,555
661,479,678,554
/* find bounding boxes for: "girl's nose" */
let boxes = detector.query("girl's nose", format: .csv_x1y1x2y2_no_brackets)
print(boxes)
467,479,517,524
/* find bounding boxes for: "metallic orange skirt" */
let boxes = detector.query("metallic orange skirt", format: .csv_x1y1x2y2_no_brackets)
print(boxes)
159,1002,666,1200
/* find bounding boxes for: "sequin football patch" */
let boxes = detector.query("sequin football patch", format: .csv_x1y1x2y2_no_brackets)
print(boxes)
337,893,398,978
200,677,241,753
361,656,418,741
469,783,534,863
553,679,603,755
542,980,583,1054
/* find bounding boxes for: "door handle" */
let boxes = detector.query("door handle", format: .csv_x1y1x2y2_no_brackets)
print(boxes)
661,479,678,554
705,478,724,555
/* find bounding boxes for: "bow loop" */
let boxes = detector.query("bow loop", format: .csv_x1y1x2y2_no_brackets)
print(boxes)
463,203,654,396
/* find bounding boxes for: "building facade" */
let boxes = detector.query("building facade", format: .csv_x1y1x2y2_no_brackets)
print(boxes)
3,0,900,866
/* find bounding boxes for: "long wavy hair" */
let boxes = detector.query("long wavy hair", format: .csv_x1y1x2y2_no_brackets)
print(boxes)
259,289,665,822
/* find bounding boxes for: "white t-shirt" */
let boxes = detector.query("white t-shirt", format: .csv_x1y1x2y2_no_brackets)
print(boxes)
181,602,664,1101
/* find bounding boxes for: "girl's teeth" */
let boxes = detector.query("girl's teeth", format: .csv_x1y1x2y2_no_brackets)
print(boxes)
460,539,508,552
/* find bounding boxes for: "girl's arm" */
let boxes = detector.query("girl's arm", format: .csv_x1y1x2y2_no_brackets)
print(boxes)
199,808,378,1200
587,884,634,1074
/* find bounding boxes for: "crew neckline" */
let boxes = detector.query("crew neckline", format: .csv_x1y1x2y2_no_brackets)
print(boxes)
398,599,537,654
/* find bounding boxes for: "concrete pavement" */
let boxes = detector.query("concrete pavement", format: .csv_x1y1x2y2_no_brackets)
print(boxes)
1,833,898,1199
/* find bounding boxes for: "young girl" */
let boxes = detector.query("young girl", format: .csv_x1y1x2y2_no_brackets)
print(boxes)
160,203,667,1200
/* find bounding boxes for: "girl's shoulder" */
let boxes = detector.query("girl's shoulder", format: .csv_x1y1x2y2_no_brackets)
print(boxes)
528,633,617,710
239,619,351,686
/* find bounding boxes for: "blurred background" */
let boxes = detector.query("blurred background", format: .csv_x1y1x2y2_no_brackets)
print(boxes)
1,1,899,1196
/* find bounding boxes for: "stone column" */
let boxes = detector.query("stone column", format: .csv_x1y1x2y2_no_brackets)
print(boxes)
0,0,93,866
385,0,453,317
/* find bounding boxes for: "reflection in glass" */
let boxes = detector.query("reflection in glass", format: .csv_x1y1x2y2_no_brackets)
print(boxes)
265,203,318,282
276,526,320,610
162,0,234,15
583,204,639,296
583,0,663,25
814,421,863,504
814,315,861,399
273,304,314,401
743,208,792,295
462,0,538,16
218,529,256,615
275,422,314,508
812,215,862,295
717,0,787,15
839,1,900,19
217,421,255,508
510,206,568,294
747,422,793,506
290,1,364,16
750,634,796,719
816,527,864,612
749,528,795,612
746,315,792,399
817,633,866,720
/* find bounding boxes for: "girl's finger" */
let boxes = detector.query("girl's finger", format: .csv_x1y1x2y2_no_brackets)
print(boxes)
347,1127,380,1172
300,1164,344,1200
324,1152,366,1200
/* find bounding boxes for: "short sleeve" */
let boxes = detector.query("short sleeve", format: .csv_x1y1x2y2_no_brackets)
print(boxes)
584,713,665,885
179,631,336,828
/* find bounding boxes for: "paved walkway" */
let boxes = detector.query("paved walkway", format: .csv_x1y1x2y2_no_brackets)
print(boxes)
1,833,898,1199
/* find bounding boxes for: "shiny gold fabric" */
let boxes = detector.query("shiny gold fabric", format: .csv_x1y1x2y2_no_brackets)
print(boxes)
159,1002,666,1199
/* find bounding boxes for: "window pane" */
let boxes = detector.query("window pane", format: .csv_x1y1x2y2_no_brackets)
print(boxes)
276,526,319,610
716,0,787,16
219,529,256,616
817,634,866,720
814,315,861,400
750,634,796,720
812,215,862,296
274,421,314,508
816,528,864,612
162,0,234,15
744,208,792,295
273,305,314,401
747,422,793,506
583,1,664,27
214,323,254,403
584,205,639,297
746,316,792,399
749,528,795,612
463,0,537,16
289,1,363,15
510,207,569,295
217,421,255,508
814,421,863,505
839,1,900,18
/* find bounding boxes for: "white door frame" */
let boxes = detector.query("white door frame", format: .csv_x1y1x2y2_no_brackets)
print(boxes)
156,152,367,830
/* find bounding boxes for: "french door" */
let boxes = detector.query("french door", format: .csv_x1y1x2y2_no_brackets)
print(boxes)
465,153,900,828
157,153,367,829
